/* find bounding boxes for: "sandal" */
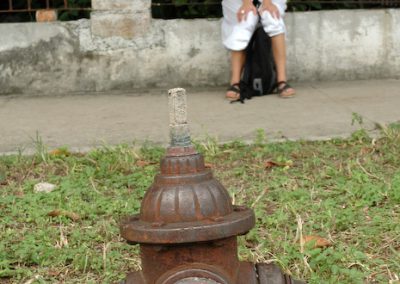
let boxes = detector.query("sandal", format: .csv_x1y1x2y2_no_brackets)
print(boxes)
226,83,241,101
276,81,296,98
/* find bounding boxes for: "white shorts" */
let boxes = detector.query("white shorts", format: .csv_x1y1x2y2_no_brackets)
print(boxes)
222,0,287,51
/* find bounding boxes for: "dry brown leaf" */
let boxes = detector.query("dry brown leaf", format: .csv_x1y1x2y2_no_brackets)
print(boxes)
244,239,257,249
48,210,80,221
360,147,373,155
265,160,280,168
302,235,332,248
47,270,61,277
136,160,157,167
204,163,214,169
291,153,300,159
49,148,70,157
47,210,62,218
136,160,149,167
264,160,293,169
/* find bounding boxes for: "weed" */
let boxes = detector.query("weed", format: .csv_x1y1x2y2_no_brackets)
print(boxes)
32,132,49,164
351,112,364,127
193,135,220,158
254,129,267,146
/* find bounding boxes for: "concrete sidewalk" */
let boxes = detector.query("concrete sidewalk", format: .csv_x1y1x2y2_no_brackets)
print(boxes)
1,79,399,155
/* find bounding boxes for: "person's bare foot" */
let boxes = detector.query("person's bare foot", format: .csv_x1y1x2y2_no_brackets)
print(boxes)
276,81,295,98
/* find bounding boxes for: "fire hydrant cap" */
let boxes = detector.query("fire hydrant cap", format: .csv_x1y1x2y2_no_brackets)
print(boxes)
120,149,255,244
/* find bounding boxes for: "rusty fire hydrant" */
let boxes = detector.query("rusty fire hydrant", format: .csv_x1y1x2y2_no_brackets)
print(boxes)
120,88,304,284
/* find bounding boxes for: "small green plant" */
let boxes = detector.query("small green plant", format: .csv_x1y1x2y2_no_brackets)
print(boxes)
33,132,49,164
389,171,400,203
254,128,267,146
193,135,220,158
351,112,364,127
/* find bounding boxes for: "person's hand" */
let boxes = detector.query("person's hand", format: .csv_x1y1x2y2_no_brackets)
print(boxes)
237,1,257,22
260,1,280,19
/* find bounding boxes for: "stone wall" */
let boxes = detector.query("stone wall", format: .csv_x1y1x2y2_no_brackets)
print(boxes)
0,1,399,95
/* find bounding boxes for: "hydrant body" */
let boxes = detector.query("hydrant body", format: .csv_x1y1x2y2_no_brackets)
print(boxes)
120,89,303,284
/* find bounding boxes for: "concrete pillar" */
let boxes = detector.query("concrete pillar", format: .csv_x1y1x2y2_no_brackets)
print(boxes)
91,0,151,39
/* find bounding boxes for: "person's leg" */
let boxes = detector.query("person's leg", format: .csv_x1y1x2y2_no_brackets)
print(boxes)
260,0,295,97
271,33,295,97
226,50,246,99
221,0,258,99
231,50,246,85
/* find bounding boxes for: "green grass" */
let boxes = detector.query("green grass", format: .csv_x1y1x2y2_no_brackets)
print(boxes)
1,125,399,284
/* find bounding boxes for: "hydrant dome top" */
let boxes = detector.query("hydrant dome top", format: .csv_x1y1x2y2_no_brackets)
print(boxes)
120,147,255,244
140,177,234,223
140,151,233,224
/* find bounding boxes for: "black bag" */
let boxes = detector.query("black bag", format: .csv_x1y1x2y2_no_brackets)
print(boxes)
236,26,276,103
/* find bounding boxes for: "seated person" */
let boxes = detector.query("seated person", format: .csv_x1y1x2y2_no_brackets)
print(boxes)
222,0,296,99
